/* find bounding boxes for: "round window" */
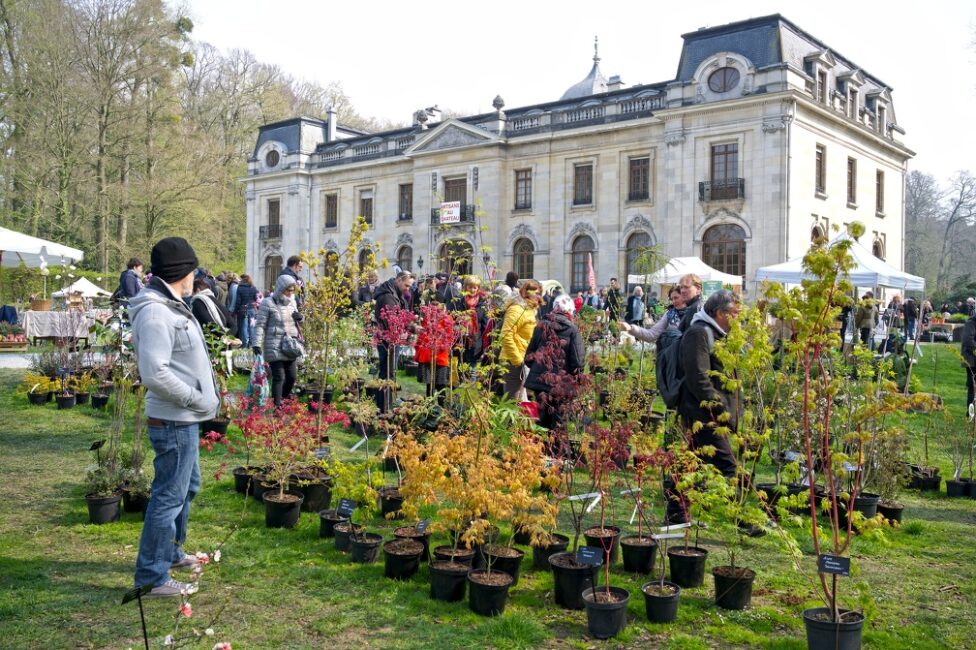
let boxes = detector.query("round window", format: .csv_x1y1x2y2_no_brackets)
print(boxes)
708,67,740,93
265,150,280,168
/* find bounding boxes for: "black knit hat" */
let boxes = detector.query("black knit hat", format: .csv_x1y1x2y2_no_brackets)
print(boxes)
150,237,198,283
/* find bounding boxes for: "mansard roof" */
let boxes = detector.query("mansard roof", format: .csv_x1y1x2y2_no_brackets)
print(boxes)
560,38,609,100
676,14,892,91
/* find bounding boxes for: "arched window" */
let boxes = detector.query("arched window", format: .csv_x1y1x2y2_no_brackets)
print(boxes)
358,248,372,272
625,231,653,287
513,238,534,280
872,239,885,261
263,255,282,292
811,224,826,243
571,235,595,293
397,246,413,272
701,224,746,278
439,239,473,277
322,251,338,277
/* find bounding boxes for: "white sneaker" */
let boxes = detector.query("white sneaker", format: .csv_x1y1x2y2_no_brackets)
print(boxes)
145,579,198,598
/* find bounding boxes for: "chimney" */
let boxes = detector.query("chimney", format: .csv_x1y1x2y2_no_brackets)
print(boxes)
607,75,625,92
326,106,337,142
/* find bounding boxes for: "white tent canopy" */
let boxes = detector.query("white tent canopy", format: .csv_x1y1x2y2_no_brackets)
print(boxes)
628,256,743,287
52,277,110,298
0,225,84,268
754,232,925,291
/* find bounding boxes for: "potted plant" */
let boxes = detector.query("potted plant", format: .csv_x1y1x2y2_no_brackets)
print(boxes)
764,226,931,649
19,372,57,405
120,387,151,513
70,370,96,405
639,447,683,624
239,397,348,528
580,424,632,639
323,455,383,559
201,322,237,436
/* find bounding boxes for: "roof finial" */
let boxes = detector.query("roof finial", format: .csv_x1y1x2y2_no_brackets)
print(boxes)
593,36,600,64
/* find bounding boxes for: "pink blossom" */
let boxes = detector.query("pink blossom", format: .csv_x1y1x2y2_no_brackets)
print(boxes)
212,643,232,650
179,602,192,618
194,552,210,565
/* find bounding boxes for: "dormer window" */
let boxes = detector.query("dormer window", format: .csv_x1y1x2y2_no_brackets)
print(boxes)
817,70,828,104
877,104,887,135
708,67,740,93
848,88,858,120
265,150,280,168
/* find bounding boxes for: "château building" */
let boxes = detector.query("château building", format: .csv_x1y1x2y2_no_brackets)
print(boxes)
245,14,912,295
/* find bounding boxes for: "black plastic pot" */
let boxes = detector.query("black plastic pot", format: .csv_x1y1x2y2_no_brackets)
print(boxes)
755,482,788,509
263,491,304,528
334,522,363,552
512,527,532,546
582,586,629,640
74,391,90,405
200,418,229,437
251,479,275,503
620,535,657,574
433,545,476,567
803,607,865,650
121,488,149,514
946,479,967,497
712,566,755,610
349,532,383,563
484,545,525,587
549,552,597,610
293,477,332,513
377,487,404,519
838,492,881,529
583,525,621,564
27,391,48,405
467,569,513,616
532,533,570,570
966,479,976,498
642,581,681,623
394,526,431,561
383,538,423,579
85,493,121,525
91,394,110,409
878,501,904,524
232,467,254,495
430,561,469,601
667,547,708,588
55,393,76,409
318,509,348,538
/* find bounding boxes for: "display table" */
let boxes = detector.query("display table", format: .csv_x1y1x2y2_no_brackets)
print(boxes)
22,310,93,342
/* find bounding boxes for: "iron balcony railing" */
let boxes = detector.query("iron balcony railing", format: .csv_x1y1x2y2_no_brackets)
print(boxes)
430,204,476,225
699,178,745,201
259,224,283,239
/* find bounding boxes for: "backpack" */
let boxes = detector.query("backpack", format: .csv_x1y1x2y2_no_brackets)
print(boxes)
656,325,715,409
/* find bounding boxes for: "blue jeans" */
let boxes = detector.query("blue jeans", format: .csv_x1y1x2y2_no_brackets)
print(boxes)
905,318,916,340
237,307,256,348
134,421,201,588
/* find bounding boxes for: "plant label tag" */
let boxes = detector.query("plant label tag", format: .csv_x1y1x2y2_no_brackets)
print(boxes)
350,436,368,452
818,554,850,576
569,491,601,502
842,462,860,472
659,522,691,532
57,367,69,378
651,533,685,541
576,546,604,567
313,447,331,460
89,439,106,451
785,451,802,462
337,498,356,517
584,493,602,513
415,518,431,534
619,488,640,496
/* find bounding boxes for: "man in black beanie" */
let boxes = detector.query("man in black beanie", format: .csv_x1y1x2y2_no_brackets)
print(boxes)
128,237,220,597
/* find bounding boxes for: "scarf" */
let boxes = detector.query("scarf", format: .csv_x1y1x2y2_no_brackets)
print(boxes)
191,289,226,330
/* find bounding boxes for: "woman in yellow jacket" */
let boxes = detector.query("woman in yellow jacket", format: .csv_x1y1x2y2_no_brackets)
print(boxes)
499,279,544,399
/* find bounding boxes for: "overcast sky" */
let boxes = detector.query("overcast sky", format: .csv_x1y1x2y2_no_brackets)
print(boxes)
186,0,975,183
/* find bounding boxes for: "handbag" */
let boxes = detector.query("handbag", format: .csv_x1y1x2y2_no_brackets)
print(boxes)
276,303,305,359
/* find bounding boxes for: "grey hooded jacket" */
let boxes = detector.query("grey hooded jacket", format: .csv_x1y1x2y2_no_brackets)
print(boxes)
129,277,220,422
255,274,300,363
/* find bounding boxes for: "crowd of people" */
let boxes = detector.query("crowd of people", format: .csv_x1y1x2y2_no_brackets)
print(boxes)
121,234,976,597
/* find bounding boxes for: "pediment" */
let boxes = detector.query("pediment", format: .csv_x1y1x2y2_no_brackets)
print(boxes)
403,120,499,156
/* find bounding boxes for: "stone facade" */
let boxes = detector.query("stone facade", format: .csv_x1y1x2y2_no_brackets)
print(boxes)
245,14,913,295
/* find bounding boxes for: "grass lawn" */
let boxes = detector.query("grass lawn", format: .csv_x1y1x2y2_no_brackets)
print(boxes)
0,343,974,649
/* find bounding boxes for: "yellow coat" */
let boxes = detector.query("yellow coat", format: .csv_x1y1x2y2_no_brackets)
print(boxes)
499,301,537,366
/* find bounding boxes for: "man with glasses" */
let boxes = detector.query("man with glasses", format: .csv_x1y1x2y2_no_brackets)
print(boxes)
668,290,742,523
675,273,704,333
